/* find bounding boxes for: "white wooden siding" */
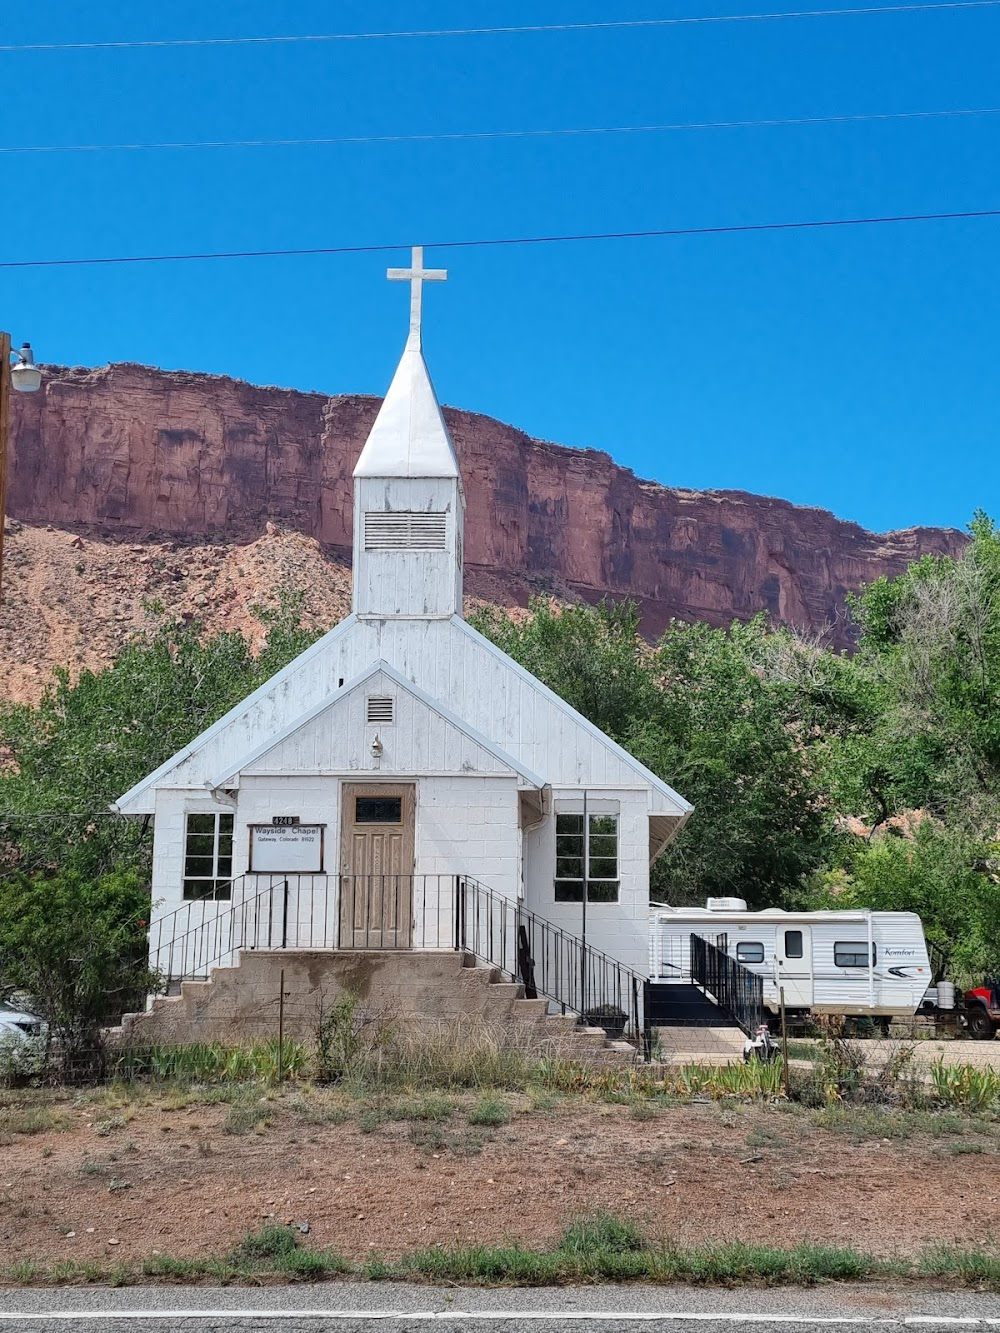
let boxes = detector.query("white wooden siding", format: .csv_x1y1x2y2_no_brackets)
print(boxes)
238,669,522,780
352,478,463,618
121,617,686,814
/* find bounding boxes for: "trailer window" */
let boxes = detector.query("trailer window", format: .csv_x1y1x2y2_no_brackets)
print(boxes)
784,930,803,959
835,942,876,968
736,942,765,964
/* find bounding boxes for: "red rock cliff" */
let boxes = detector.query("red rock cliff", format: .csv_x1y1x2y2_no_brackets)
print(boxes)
8,362,965,647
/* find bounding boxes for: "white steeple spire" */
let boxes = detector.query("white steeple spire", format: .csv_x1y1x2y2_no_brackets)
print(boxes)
353,246,463,486
351,247,466,620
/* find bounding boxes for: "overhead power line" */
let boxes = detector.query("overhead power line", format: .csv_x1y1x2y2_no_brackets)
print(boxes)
4,106,1000,156
2,2,999,52
2,207,999,271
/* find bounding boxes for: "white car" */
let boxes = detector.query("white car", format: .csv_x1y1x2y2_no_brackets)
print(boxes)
0,1003,47,1043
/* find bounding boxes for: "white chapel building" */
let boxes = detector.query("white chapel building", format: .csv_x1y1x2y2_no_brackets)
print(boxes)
115,250,692,995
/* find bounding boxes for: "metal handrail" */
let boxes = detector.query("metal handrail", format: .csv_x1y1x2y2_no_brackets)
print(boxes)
689,933,763,1036
456,875,651,1054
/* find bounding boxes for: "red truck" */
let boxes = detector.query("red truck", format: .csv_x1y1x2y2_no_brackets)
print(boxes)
964,983,1000,1040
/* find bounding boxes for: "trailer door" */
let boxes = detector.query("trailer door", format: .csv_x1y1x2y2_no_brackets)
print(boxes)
776,926,813,1008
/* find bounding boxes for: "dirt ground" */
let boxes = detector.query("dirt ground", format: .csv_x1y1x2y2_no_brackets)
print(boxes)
2,1088,998,1268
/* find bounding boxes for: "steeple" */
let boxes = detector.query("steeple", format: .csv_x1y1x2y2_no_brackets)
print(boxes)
351,248,465,620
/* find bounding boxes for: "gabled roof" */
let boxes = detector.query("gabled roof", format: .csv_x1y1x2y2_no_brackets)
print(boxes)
208,659,545,790
452,616,693,822
353,338,463,487
113,614,692,831
112,614,360,815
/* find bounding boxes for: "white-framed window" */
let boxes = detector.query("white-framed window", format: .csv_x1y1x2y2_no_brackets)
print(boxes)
835,942,876,968
736,941,765,964
183,812,234,901
554,812,619,903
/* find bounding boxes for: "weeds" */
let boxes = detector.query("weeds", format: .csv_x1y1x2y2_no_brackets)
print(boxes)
930,1062,1000,1112
110,1039,310,1086
4,1217,1000,1290
0,1107,72,1135
286,1092,350,1126
387,1093,454,1122
221,1097,269,1136
468,1096,512,1127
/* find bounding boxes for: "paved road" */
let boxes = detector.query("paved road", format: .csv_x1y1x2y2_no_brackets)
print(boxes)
0,1282,998,1332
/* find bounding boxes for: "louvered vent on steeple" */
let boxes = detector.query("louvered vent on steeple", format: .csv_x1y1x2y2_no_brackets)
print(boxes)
364,511,447,551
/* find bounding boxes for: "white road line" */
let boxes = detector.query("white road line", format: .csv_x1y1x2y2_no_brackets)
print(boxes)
0,1314,996,1325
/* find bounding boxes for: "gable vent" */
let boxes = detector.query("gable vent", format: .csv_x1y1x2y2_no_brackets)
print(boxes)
366,695,395,724
364,511,447,551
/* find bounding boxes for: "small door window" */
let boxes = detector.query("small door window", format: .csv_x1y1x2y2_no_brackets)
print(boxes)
736,941,765,964
784,930,804,959
355,796,403,824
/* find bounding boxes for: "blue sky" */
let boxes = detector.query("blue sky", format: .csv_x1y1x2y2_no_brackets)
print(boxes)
4,1,999,535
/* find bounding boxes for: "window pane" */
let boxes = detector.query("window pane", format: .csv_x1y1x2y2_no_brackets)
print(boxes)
556,856,584,879
586,831,618,853
212,880,232,901
589,815,617,837
587,880,619,903
184,856,214,878
216,856,233,878
554,880,584,902
737,942,765,964
785,930,804,959
186,814,216,836
219,814,234,835
184,833,215,858
834,942,871,968
183,880,211,901
356,797,403,823
556,834,584,859
556,814,583,835
588,857,618,878
217,831,233,854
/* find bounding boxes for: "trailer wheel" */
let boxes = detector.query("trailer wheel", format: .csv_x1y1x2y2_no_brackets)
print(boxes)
966,1006,998,1041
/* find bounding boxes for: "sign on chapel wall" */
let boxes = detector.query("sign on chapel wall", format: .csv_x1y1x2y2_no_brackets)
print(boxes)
249,823,325,873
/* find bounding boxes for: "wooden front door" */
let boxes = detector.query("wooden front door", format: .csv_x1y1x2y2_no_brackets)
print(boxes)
339,784,415,949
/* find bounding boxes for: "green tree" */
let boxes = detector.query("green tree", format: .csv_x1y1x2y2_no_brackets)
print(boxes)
0,592,322,1047
0,865,158,1077
0,592,322,880
470,600,833,908
846,512,1000,826
804,822,1000,983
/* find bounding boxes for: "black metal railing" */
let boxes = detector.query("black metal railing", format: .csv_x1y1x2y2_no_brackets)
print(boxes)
689,933,763,1036
150,872,654,1056
150,873,463,981
455,875,651,1053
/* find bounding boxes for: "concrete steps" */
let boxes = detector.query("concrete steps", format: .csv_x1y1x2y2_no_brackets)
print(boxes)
115,948,635,1066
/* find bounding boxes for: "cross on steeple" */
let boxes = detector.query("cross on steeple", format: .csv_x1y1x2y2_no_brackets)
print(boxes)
387,246,447,347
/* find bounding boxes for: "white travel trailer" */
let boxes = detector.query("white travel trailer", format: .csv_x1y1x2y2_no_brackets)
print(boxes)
649,898,933,1021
